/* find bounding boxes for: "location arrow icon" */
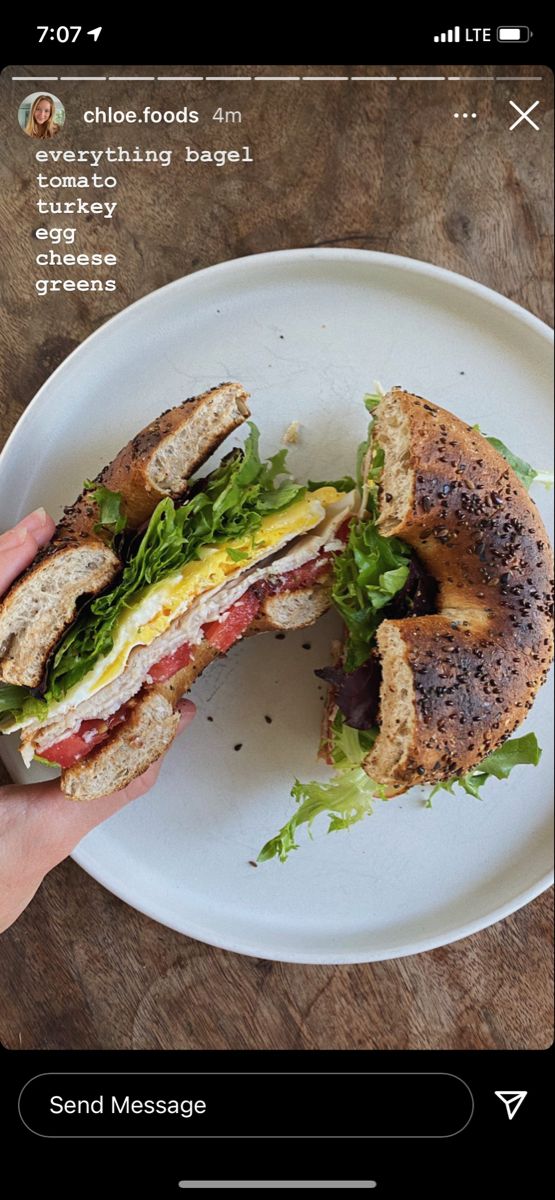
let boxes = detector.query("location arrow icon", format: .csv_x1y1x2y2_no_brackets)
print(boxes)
495,1091,527,1120
87,27,102,41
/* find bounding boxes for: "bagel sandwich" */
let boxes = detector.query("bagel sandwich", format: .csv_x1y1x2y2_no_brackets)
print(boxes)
0,382,356,800
260,387,553,861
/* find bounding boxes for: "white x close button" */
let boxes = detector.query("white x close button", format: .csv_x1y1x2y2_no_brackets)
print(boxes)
509,100,540,130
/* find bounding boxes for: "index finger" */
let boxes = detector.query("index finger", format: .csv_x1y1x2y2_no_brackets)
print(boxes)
0,507,56,553
0,510,56,596
0,528,40,594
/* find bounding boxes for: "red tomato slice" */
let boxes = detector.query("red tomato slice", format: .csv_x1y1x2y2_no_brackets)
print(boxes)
251,554,331,603
203,592,261,652
41,707,128,769
148,641,193,683
337,517,352,543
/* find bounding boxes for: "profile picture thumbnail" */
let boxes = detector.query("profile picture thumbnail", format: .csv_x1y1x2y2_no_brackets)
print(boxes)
18,92,65,139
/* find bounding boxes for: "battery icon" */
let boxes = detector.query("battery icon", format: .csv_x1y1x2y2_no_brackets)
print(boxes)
497,26,531,41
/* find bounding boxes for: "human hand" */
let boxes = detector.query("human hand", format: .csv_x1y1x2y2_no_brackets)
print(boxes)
0,510,195,933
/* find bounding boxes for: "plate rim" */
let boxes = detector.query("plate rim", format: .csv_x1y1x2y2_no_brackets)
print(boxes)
1,246,553,964
71,839,553,964
0,246,552,472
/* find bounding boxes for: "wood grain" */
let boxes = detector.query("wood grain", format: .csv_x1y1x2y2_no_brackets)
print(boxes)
0,64,552,1050
1,860,552,1051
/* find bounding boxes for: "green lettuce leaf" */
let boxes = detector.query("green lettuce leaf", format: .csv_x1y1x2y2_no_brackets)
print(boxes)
83,481,127,538
330,711,378,767
257,769,378,863
428,733,542,800
258,714,382,862
332,518,410,670
0,684,48,724
473,428,553,491
326,392,409,671
0,684,31,715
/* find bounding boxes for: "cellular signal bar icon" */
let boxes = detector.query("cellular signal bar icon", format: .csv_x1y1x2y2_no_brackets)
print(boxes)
434,26,461,42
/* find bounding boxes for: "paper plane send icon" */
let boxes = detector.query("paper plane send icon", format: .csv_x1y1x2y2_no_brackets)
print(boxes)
495,1091,528,1120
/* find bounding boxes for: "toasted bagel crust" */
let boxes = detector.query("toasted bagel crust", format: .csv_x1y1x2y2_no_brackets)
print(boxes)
250,580,332,632
61,691,181,801
0,383,250,687
364,388,554,790
61,380,250,531
0,540,119,686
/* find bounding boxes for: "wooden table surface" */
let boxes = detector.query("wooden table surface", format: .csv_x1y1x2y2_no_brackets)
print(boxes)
0,64,552,1050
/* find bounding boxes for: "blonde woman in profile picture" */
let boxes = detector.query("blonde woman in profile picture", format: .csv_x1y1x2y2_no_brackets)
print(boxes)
25,95,60,138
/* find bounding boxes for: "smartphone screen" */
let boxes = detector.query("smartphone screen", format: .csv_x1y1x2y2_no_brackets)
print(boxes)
0,20,552,1194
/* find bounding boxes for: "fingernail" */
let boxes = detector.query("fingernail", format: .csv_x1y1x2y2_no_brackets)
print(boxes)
176,703,196,733
22,507,48,529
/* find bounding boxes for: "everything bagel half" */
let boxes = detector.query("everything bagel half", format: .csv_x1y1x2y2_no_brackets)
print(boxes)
259,386,553,863
365,389,554,791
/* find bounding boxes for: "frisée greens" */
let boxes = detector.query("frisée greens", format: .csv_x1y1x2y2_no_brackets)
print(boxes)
258,713,382,863
427,732,541,801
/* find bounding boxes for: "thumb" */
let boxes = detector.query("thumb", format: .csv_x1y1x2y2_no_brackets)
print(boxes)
22,699,197,867
62,698,197,842
175,697,196,734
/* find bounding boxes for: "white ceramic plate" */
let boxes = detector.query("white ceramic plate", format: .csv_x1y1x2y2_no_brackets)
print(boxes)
0,249,552,963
